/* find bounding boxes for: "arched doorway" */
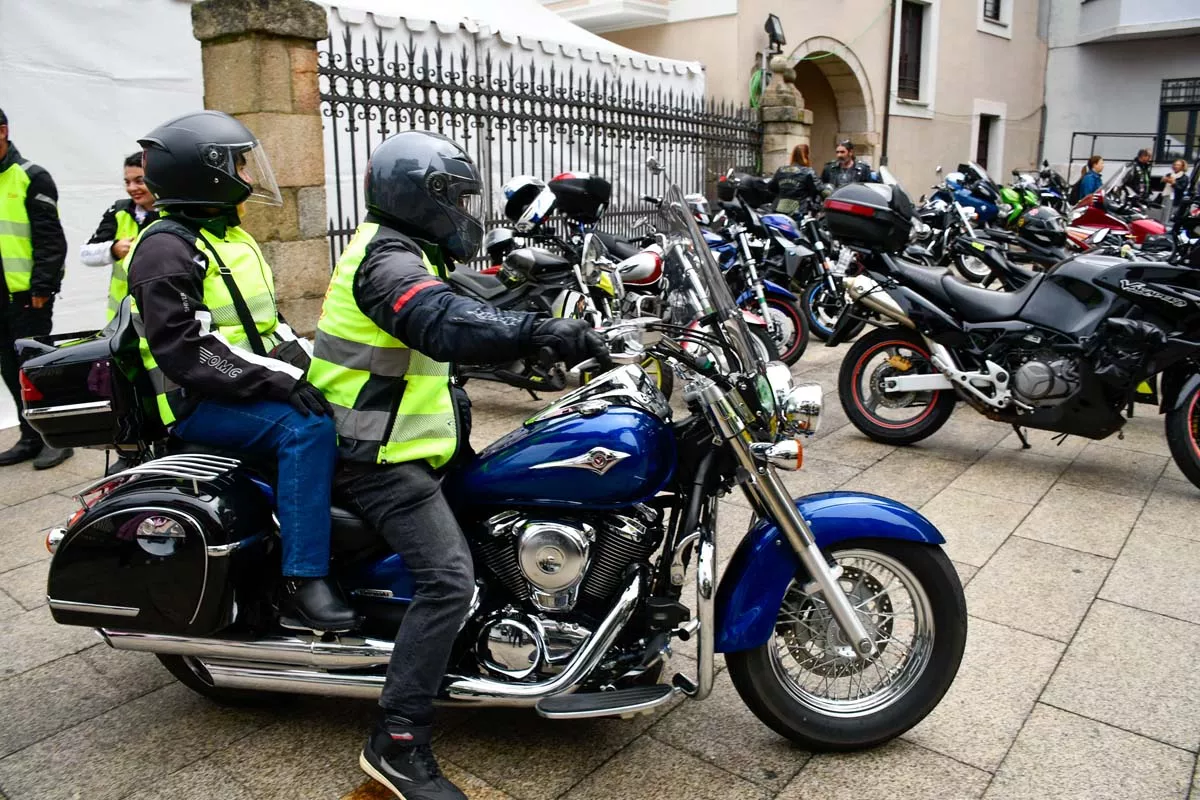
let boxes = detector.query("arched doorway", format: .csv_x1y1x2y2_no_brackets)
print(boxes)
785,37,876,168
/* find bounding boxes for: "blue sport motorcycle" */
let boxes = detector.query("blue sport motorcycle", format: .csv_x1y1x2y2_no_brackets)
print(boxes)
24,174,965,752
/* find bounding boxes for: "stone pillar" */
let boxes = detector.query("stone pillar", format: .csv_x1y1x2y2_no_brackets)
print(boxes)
760,57,813,174
192,0,329,335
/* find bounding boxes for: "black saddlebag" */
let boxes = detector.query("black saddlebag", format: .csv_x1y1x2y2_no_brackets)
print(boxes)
47,467,272,634
15,300,160,450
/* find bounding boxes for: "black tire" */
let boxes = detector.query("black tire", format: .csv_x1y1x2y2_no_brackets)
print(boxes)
802,279,840,342
157,655,283,706
1164,382,1200,491
838,327,956,445
759,296,808,365
953,250,990,283
748,324,781,362
726,539,967,751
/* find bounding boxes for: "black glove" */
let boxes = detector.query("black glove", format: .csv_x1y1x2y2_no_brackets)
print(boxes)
287,380,335,417
531,318,609,369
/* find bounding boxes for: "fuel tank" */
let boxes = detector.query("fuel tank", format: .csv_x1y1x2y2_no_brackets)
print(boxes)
456,366,675,509
1018,254,1126,337
761,213,799,240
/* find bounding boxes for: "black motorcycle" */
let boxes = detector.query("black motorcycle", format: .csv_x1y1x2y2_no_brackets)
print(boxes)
824,180,1200,488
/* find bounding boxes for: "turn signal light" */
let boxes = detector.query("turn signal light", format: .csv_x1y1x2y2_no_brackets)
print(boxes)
751,438,804,471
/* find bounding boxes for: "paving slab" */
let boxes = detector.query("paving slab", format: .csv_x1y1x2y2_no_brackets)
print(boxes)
0,494,77,575
919,487,1032,567
804,424,896,469
995,427,1089,460
952,561,979,586
0,590,21,621
1014,482,1142,558
778,739,991,800
984,704,1193,800
0,683,272,800
1042,599,1200,752
562,736,769,800
1098,414,1173,459
0,607,99,679
1059,442,1167,499
0,560,46,611
904,617,1063,771
121,758,256,800
915,411,1009,464
1134,477,1200,543
839,449,968,509
0,462,87,507
777,455,861,498
1101,529,1200,624
649,670,810,792
948,448,1067,505
964,536,1111,642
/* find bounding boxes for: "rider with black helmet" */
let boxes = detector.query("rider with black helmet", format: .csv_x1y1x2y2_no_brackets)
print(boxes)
125,110,357,633
306,130,606,800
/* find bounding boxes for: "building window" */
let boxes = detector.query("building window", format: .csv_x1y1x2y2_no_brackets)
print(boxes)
976,114,999,169
983,0,1001,22
1158,77,1200,162
898,1,924,101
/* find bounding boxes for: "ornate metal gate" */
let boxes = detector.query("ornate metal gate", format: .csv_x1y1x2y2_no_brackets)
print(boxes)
318,28,761,266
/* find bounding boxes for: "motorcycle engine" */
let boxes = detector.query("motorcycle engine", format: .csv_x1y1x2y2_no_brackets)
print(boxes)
1011,353,1081,407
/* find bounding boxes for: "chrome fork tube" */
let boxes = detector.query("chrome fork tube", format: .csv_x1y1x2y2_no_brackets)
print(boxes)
695,380,877,659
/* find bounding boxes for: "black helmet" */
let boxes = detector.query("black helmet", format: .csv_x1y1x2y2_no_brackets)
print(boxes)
365,131,484,262
1016,206,1066,249
138,111,281,209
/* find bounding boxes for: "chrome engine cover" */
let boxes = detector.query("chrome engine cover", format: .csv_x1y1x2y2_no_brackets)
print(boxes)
517,522,593,611
476,608,592,679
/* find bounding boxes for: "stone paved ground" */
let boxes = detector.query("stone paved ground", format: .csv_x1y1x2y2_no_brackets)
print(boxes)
1,343,1199,799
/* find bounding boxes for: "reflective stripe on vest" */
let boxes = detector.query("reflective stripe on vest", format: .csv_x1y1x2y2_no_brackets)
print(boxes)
127,218,282,426
306,222,457,467
0,161,34,295
105,209,142,322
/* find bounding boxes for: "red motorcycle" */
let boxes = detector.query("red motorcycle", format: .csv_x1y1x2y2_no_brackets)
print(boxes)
1067,163,1165,248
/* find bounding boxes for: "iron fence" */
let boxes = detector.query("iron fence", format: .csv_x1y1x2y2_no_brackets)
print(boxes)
318,28,761,267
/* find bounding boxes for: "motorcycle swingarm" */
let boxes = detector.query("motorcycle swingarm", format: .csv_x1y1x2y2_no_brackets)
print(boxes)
713,491,945,653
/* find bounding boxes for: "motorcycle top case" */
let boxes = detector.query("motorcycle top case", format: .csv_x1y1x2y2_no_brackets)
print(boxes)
47,471,272,634
824,183,915,252
15,302,155,450
548,173,612,224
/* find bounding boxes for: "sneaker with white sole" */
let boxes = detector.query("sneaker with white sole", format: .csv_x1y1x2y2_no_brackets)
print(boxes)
359,717,467,800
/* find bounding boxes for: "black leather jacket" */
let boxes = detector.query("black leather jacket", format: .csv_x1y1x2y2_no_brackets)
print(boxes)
821,159,874,191
768,165,824,216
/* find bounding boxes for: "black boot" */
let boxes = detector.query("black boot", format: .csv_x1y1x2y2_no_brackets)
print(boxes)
0,435,42,467
33,446,73,470
279,577,357,633
360,717,467,800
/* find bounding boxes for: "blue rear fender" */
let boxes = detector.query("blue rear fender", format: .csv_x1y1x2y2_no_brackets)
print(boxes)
737,280,798,306
714,491,945,653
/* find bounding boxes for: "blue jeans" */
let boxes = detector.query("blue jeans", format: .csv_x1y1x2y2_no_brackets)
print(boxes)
173,399,337,577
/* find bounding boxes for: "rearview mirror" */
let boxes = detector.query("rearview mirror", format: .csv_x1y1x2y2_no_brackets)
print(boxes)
1089,228,1109,244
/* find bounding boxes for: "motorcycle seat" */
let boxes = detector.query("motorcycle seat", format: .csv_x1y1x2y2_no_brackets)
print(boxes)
447,268,508,300
890,257,952,304
595,231,640,260
506,247,573,279
938,274,1041,323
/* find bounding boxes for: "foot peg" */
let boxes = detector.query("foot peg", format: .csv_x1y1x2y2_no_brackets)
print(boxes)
535,683,676,720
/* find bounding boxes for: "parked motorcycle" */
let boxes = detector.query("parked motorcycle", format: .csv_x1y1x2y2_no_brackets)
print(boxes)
824,179,1200,489
1068,163,1166,246
17,169,967,751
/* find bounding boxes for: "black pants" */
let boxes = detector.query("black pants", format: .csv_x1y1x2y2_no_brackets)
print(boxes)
333,460,475,722
0,293,53,440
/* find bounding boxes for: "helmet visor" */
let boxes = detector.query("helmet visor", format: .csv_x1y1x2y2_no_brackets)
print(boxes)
199,140,283,207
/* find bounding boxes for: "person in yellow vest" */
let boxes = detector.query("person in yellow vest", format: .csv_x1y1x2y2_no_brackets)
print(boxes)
125,110,356,633
80,152,159,322
307,130,607,800
0,107,71,469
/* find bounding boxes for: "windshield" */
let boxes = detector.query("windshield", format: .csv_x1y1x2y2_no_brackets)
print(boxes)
1102,163,1130,193
657,181,764,373
962,162,995,186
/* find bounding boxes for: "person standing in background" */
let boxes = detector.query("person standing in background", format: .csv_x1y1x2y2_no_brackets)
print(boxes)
1160,158,1188,225
1075,155,1104,201
1122,148,1153,203
0,107,72,469
769,144,824,219
821,139,873,191
81,152,159,322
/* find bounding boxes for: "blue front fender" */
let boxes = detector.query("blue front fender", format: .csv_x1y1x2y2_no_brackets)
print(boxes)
736,279,798,306
714,491,945,653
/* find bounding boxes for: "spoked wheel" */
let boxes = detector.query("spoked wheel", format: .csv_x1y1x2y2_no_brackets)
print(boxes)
953,251,991,283
838,327,956,445
761,297,809,365
726,539,966,750
803,278,842,342
1163,376,1200,491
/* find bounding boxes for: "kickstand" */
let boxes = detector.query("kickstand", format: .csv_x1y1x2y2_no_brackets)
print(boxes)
527,389,541,401
1012,424,1031,450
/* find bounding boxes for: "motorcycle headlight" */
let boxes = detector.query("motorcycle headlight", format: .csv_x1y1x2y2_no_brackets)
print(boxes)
782,382,823,436
765,362,793,411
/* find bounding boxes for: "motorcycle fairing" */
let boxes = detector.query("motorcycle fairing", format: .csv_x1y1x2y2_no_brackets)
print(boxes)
714,491,945,653
736,279,798,305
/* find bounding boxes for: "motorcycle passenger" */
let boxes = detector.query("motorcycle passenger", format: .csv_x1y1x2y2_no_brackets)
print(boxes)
769,143,824,219
821,139,874,191
306,130,607,800
125,110,356,633
1122,148,1153,203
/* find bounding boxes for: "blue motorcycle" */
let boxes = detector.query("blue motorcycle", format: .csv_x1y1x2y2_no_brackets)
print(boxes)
24,174,966,752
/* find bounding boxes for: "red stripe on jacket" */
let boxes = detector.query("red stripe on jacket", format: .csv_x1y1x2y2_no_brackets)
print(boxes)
392,280,441,312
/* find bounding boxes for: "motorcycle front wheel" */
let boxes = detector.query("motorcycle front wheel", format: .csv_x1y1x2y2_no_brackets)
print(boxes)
839,327,956,445
726,538,966,751
952,251,991,283
803,278,842,341
760,296,809,365
1163,380,1200,492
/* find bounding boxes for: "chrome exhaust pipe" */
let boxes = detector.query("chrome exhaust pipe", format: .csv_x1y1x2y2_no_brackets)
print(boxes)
845,275,915,329
101,630,394,669
204,662,385,699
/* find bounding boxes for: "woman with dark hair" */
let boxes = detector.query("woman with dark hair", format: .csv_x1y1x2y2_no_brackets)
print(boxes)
1074,155,1104,202
768,143,824,218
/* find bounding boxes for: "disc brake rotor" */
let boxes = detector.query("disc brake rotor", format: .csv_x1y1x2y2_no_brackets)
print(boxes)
778,567,891,677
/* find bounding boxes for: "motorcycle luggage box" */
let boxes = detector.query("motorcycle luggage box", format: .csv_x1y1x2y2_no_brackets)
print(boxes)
15,301,154,449
824,183,915,252
548,174,611,224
